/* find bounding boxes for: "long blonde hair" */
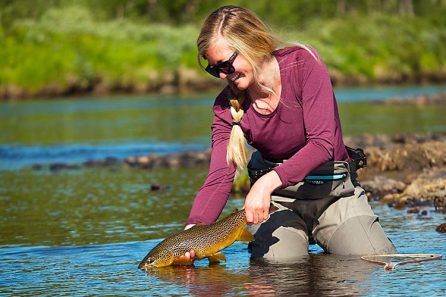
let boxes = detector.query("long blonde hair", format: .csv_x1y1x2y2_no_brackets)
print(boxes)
197,5,281,171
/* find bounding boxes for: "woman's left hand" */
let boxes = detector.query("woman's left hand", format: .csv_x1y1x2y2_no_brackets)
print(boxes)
244,170,282,224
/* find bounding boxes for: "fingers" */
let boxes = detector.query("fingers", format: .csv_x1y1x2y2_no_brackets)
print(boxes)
252,211,259,224
184,250,196,261
263,209,269,221
245,208,269,224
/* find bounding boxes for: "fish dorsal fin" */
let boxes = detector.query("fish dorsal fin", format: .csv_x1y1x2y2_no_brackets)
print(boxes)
207,252,226,264
236,227,254,242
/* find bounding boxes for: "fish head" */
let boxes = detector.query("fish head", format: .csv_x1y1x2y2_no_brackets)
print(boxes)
138,249,175,269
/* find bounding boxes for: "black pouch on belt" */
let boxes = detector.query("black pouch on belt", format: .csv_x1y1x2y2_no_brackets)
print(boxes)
345,146,367,171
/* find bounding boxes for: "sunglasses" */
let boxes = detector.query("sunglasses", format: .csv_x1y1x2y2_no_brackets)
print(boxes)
205,52,238,78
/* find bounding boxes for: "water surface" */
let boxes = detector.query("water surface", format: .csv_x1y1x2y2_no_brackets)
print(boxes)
1,85,445,296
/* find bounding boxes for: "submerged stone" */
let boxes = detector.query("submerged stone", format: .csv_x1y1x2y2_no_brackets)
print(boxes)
435,223,446,233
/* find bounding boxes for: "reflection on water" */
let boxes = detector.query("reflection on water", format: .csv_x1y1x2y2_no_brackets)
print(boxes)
0,165,445,296
1,86,446,296
1,86,446,146
1,235,444,296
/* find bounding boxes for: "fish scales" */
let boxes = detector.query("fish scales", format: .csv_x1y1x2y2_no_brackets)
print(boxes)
139,210,247,268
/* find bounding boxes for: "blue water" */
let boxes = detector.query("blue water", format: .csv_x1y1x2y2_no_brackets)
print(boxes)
1,85,446,296
334,84,446,102
0,142,207,170
1,84,446,171
0,204,444,296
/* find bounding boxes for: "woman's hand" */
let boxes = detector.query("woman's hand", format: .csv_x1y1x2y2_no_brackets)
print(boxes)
244,170,282,224
179,224,196,264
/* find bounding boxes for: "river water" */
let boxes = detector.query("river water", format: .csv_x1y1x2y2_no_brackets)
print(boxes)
1,85,445,296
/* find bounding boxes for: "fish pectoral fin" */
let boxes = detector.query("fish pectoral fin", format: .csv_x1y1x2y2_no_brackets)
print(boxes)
236,227,254,242
172,255,194,266
207,252,226,264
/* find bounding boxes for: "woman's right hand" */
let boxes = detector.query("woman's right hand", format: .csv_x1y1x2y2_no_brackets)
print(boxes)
180,224,196,263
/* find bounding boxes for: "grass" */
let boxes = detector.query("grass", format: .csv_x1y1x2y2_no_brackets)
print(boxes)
1,6,445,98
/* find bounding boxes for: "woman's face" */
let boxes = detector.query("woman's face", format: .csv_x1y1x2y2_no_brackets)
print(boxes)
205,37,254,91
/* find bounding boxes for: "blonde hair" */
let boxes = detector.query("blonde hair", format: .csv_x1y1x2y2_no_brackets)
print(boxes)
197,5,281,171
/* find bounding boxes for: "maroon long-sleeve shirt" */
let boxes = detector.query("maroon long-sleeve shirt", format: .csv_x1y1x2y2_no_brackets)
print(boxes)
186,46,350,225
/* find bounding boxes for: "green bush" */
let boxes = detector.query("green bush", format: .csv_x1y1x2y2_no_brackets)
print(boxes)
1,5,445,96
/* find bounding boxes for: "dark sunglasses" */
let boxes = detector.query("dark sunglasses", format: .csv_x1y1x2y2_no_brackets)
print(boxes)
205,52,238,78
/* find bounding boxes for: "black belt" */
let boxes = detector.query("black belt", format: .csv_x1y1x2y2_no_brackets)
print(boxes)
248,146,366,186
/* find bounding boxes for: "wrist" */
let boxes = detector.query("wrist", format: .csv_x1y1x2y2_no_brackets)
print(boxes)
259,170,282,192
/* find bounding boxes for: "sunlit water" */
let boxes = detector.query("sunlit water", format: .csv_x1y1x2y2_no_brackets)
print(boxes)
1,85,446,296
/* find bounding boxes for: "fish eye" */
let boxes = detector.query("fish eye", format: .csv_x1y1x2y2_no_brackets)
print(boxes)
146,257,154,264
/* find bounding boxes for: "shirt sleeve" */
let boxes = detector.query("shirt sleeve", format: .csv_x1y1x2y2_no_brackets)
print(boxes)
186,90,236,224
273,49,336,187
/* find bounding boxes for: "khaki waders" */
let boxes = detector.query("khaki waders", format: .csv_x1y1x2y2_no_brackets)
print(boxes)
247,151,396,261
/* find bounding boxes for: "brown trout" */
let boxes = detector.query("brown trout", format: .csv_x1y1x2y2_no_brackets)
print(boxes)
138,209,252,269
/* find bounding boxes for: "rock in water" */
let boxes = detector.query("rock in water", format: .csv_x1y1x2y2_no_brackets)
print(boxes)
435,223,446,233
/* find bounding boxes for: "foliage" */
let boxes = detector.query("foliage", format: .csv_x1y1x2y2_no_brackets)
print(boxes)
0,5,198,91
0,1,445,95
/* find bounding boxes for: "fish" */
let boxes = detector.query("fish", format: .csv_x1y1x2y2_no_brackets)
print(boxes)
138,209,252,269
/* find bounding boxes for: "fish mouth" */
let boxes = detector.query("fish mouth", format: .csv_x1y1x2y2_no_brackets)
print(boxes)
138,256,154,270
138,262,147,270
138,262,155,271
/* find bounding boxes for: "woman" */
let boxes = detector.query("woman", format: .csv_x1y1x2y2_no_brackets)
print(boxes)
182,5,395,262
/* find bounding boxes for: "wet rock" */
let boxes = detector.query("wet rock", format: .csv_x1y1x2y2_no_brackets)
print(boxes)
104,157,119,166
385,168,446,206
124,150,211,169
404,172,446,199
382,193,436,209
150,184,171,191
31,164,43,170
435,223,446,233
416,209,433,220
165,155,181,168
33,133,446,209
49,163,80,171
434,197,446,213
84,157,119,167
361,176,406,200
364,141,446,173
407,207,421,214
357,139,446,209
344,132,446,149
391,200,407,210
125,153,160,169
384,92,446,106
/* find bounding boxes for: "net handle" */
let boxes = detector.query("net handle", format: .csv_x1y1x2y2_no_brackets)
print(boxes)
361,253,442,270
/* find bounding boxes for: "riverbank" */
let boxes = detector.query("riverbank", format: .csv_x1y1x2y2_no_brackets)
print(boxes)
32,131,446,215
2,6,446,100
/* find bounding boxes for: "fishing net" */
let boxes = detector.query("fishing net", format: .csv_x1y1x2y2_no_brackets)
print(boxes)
361,253,442,270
